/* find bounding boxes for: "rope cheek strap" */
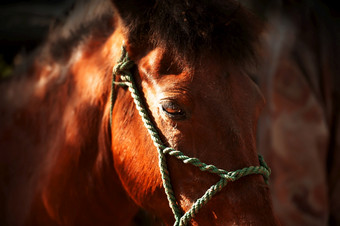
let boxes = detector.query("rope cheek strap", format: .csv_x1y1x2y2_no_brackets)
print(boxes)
110,46,271,226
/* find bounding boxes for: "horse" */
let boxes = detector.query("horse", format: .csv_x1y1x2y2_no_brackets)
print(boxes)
244,0,340,225
0,0,278,225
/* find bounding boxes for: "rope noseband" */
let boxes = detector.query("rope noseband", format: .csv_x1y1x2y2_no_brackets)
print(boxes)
110,46,271,226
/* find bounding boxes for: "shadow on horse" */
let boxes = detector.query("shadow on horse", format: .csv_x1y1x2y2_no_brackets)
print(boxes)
246,0,340,225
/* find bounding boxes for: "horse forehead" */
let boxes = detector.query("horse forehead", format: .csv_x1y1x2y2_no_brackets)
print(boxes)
138,47,166,74
139,47,229,85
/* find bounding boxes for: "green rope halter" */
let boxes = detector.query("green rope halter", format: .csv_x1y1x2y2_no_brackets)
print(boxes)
110,46,271,226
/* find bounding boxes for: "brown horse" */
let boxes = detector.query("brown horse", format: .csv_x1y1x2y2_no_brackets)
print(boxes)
0,0,278,225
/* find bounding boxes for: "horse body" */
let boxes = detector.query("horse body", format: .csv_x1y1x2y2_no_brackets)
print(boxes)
1,0,278,225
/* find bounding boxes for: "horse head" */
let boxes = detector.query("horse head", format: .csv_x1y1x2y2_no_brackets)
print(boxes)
109,0,278,225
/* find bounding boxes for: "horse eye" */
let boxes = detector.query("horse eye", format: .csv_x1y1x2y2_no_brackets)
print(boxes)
161,101,186,120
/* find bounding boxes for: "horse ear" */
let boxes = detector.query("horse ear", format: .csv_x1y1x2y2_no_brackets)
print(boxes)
110,0,155,25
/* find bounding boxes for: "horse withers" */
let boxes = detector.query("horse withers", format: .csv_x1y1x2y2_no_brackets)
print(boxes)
0,0,278,225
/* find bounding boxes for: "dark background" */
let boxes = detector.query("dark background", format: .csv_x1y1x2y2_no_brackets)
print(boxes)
0,0,75,77
0,0,339,77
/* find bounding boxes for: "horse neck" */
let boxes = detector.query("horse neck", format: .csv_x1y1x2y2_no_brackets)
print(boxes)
0,26,126,224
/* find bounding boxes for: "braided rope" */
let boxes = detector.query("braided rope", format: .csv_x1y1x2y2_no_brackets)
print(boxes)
111,46,183,221
111,46,271,226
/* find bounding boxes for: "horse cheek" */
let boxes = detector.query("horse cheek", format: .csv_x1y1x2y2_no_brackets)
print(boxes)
110,92,164,209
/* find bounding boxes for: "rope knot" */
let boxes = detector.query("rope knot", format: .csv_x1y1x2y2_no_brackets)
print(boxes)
113,59,134,76
112,46,135,85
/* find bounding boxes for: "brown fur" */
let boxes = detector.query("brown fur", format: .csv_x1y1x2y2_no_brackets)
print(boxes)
112,0,262,67
0,0,278,225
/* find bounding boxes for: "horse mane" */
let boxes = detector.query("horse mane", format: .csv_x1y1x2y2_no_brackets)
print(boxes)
3,0,113,80
8,0,262,77
115,0,262,67
40,0,114,63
